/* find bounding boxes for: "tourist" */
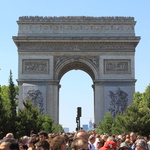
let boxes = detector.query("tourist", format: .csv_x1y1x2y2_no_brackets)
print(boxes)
74,130,89,142
99,140,117,150
35,140,50,150
88,135,96,150
0,138,19,150
19,136,29,145
4,133,14,139
71,137,88,150
96,139,105,150
135,139,147,150
50,135,66,150
19,144,28,150
130,132,137,150
101,135,109,142
38,131,48,141
30,130,36,138
119,142,130,150
28,137,39,150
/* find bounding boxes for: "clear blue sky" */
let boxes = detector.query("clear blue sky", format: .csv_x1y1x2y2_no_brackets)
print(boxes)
0,0,150,132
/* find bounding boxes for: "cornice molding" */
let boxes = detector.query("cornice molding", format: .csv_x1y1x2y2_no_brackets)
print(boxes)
16,17,137,37
18,16,135,23
15,42,136,52
94,79,137,83
17,79,59,85
13,36,140,41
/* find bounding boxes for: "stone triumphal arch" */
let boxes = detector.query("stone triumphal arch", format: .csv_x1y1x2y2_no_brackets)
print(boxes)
13,16,140,125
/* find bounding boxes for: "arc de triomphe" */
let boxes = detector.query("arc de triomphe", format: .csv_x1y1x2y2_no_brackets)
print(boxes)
13,16,140,125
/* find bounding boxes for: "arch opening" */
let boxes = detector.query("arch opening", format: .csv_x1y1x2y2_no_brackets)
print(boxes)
57,61,96,81
59,70,94,132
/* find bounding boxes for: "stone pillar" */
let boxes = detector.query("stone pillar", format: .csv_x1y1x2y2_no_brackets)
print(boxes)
18,81,24,109
46,80,60,124
93,80,104,125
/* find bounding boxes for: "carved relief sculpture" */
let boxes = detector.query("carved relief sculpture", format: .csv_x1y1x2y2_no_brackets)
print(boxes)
26,89,44,114
23,59,49,74
108,88,128,117
104,59,131,74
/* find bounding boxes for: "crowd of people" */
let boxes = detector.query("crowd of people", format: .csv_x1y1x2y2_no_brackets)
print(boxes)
0,130,150,150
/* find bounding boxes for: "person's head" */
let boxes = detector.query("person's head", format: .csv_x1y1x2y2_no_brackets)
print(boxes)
100,140,117,150
75,130,89,142
0,138,19,150
50,136,66,150
38,131,48,141
88,135,95,144
35,140,50,150
30,130,36,138
135,139,147,150
5,133,14,139
107,137,116,142
28,137,39,148
96,139,105,149
119,142,130,150
71,138,88,150
20,136,29,145
124,139,131,147
101,135,109,142
125,135,130,139
19,144,28,150
130,132,136,142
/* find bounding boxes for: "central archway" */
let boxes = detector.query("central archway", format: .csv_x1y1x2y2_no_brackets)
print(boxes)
54,57,98,81
54,57,99,126
59,70,93,131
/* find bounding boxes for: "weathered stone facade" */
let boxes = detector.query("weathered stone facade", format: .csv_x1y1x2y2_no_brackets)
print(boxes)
13,16,140,125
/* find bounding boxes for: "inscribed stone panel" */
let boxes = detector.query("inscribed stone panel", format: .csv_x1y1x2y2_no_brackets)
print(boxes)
104,59,131,74
22,59,49,74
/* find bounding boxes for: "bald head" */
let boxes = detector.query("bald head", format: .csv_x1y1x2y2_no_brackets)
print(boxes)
75,130,89,142
71,138,88,150
5,133,14,139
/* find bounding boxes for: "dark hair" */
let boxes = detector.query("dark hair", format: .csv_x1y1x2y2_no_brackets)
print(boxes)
38,131,48,139
50,136,66,150
0,138,19,150
36,140,50,150
20,144,28,150
97,139,105,147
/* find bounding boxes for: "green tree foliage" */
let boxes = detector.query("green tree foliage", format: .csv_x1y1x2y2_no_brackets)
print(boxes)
16,99,60,138
51,124,64,133
16,99,42,137
16,98,56,138
1,85,10,110
8,70,18,136
96,113,114,134
0,72,18,138
37,114,54,133
111,114,127,135
0,86,8,138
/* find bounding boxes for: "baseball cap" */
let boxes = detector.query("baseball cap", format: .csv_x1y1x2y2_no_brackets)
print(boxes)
100,141,116,150
120,142,129,148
